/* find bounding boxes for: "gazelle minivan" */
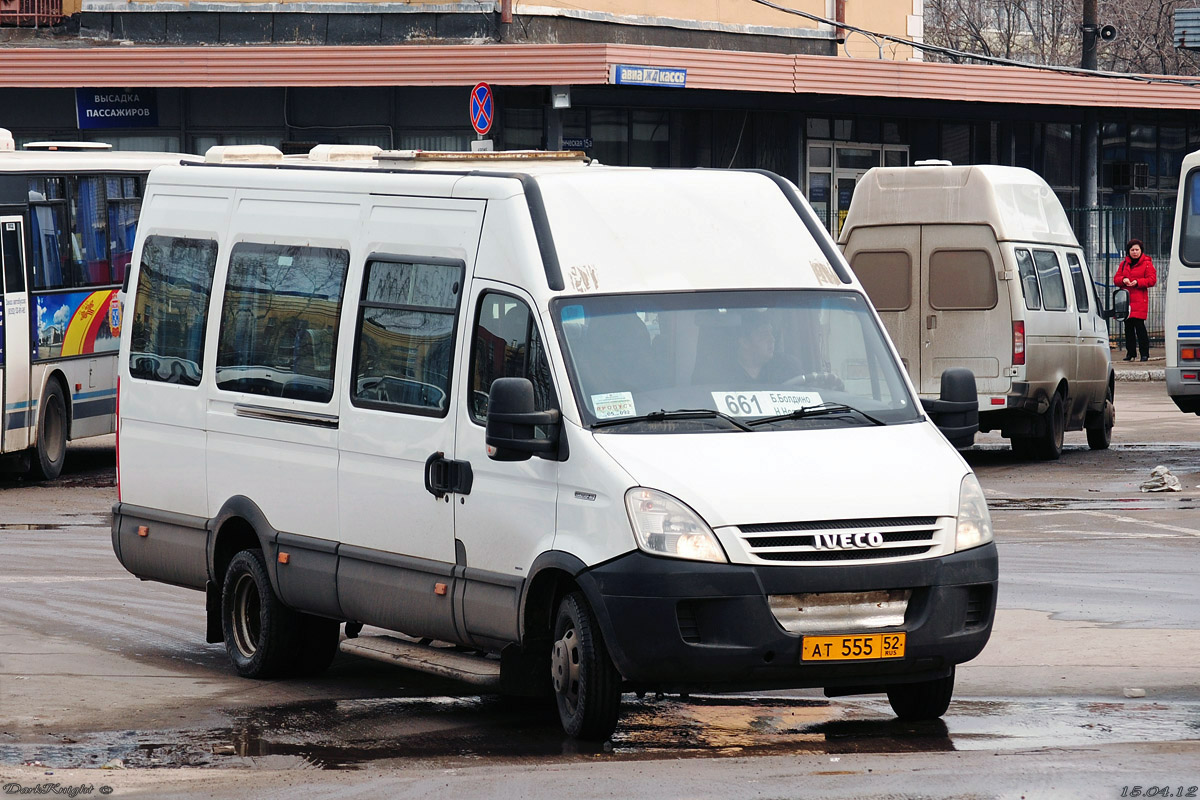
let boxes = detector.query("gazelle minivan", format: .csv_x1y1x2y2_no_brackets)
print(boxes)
112,146,997,740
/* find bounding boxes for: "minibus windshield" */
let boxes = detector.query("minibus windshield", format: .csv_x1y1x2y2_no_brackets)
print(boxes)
552,290,920,432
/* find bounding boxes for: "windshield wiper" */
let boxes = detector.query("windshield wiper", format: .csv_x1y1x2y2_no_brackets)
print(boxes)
592,408,753,431
746,402,885,428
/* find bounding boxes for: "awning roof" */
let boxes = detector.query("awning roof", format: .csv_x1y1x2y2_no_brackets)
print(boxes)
3,42,1199,110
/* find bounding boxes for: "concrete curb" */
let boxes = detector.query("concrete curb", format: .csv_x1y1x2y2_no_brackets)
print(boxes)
1114,369,1166,382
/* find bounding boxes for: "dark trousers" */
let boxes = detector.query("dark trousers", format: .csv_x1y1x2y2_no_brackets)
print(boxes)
1125,317,1150,359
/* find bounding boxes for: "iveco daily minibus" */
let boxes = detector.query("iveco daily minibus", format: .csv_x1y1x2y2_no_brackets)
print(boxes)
112,146,997,740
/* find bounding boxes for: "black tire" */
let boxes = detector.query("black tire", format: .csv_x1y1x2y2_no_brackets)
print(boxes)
32,380,68,481
1009,435,1036,460
1034,392,1066,461
294,616,341,677
886,667,955,721
221,549,303,679
1086,384,1115,451
551,591,622,740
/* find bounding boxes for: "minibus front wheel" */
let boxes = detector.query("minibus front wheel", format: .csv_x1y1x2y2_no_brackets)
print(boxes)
551,591,622,740
886,667,955,721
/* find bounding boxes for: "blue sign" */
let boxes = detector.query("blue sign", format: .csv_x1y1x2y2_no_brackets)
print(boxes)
562,137,593,150
470,82,494,136
612,65,687,88
75,89,158,130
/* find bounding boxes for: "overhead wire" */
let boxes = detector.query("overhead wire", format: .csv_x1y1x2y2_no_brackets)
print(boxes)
749,0,1200,88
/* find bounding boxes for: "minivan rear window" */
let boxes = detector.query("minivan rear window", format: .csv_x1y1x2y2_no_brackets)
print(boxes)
1015,249,1041,310
1033,249,1069,311
928,249,997,310
850,250,911,311
215,242,350,403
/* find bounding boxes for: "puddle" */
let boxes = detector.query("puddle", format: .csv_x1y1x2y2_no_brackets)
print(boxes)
4,695,1199,770
0,521,106,531
987,496,1197,511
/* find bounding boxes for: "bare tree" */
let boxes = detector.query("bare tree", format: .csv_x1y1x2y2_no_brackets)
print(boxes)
923,0,1200,75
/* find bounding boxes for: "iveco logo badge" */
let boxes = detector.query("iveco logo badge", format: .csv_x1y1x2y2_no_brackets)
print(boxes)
814,532,884,550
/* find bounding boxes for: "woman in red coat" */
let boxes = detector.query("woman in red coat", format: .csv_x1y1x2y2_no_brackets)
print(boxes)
1114,238,1156,361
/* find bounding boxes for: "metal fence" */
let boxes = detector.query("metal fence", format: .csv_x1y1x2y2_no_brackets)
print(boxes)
0,0,63,27
1066,205,1173,347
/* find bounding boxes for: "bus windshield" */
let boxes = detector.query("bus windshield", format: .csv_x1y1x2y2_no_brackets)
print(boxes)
551,290,919,432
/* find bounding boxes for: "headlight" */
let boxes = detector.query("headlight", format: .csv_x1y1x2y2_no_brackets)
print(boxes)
955,473,994,552
624,488,728,564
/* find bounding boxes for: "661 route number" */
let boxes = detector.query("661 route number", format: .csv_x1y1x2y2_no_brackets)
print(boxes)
723,394,764,416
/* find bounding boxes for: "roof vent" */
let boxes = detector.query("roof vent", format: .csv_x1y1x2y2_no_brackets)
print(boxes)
308,144,383,162
913,159,954,167
24,141,113,152
0,129,13,152
205,145,283,164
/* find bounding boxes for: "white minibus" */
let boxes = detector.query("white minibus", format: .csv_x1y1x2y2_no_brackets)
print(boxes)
112,146,997,740
1167,149,1200,412
0,129,196,479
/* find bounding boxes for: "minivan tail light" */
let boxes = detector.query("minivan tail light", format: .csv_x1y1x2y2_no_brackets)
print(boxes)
1012,321,1026,366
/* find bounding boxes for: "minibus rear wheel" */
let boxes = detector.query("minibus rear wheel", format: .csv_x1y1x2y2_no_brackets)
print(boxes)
1033,392,1066,461
886,667,955,721
1085,384,1114,450
221,548,302,679
551,591,622,740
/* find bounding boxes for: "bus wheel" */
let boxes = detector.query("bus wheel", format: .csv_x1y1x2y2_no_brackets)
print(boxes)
32,380,68,481
221,549,301,679
886,667,955,721
551,591,622,740
1086,384,1114,451
1033,392,1066,461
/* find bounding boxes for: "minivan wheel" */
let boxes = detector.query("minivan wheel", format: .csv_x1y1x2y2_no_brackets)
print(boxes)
551,591,622,740
221,549,302,679
1086,384,1115,451
886,667,955,721
1034,392,1066,461
32,380,68,481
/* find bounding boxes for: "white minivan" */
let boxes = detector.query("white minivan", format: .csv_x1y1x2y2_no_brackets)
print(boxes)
112,147,997,740
840,164,1118,459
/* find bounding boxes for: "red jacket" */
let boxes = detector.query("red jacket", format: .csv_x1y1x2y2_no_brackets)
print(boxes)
1114,254,1156,320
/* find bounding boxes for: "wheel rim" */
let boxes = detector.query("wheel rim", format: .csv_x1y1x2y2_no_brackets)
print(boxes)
552,627,582,717
43,397,65,465
1052,399,1065,451
231,572,261,659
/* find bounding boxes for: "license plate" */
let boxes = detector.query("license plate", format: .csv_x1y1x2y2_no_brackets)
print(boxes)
801,633,906,662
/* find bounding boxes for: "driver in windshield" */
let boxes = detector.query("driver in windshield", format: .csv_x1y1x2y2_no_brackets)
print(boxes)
732,312,799,384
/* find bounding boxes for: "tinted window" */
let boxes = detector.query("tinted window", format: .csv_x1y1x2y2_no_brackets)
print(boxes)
69,176,111,287
215,243,349,402
928,249,997,310
470,293,556,424
1066,253,1090,313
107,176,142,286
352,260,463,416
1181,169,1200,266
129,236,219,386
1015,249,1041,310
29,201,67,290
851,250,911,311
1033,249,1069,311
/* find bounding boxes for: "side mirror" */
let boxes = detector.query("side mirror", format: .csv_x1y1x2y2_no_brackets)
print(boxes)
1103,288,1130,321
920,367,978,450
485,377,561,462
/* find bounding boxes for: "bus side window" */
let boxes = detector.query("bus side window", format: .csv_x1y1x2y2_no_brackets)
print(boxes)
469,292,557,424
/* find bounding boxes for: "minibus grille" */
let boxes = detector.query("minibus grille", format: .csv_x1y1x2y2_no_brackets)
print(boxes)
737,517,942,563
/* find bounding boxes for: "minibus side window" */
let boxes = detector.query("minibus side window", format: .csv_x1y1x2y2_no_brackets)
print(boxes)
351,259,463,416
215,243,350,403
1033,249,1069,311
1066,253,1090,313
129,235,219,386
469,292,556,424
1015,248,1041,310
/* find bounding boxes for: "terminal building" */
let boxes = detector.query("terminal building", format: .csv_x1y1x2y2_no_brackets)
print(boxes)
2,0,1198,255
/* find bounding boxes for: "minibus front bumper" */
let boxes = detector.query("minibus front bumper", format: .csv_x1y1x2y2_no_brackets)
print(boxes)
575,543,997,692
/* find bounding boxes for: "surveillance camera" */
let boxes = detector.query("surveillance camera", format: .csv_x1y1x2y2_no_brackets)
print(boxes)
1100,24,1117,41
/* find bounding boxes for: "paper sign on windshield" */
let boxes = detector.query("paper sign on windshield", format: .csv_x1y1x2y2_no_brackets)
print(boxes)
592,391,637,419
710,390,823,417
